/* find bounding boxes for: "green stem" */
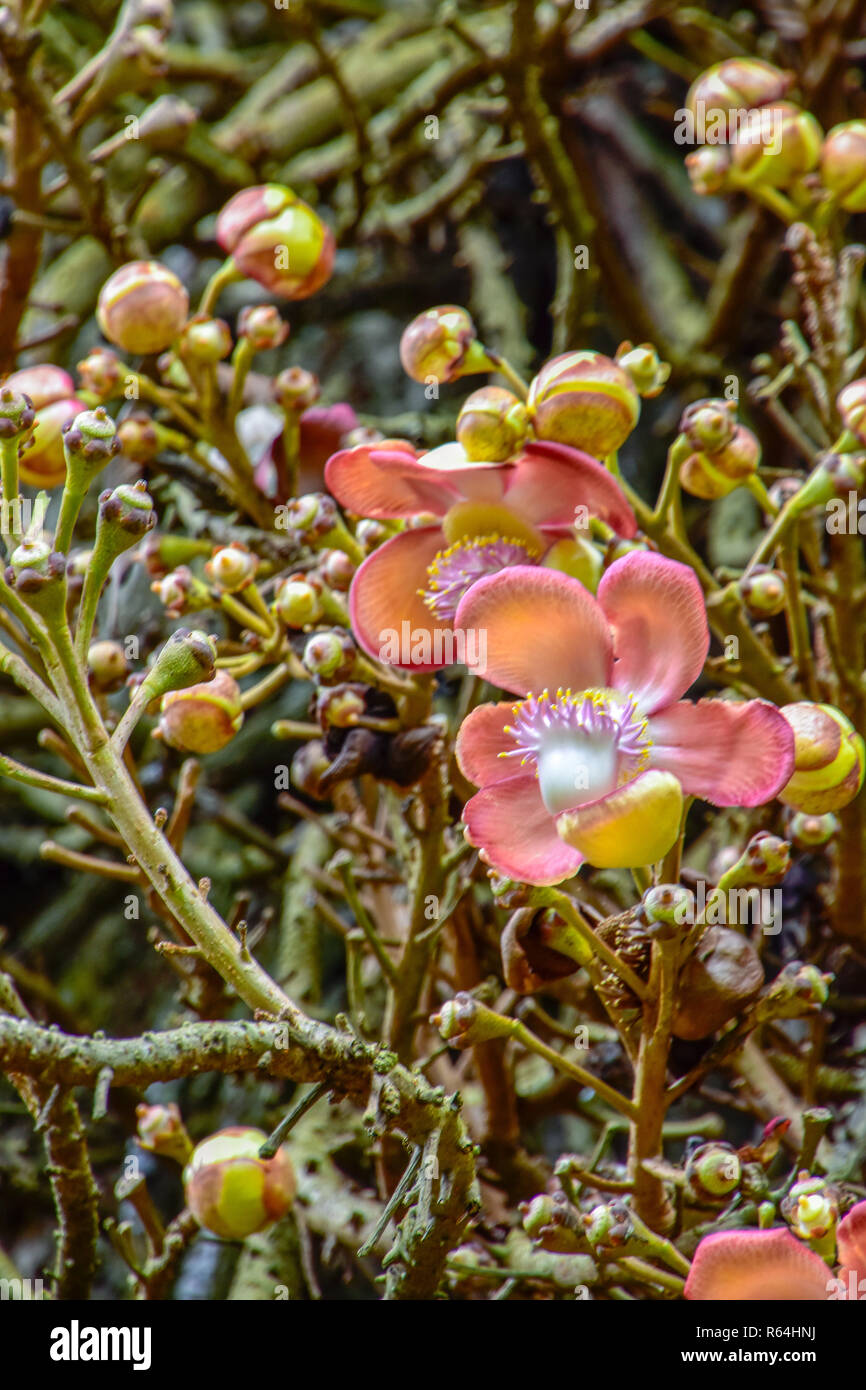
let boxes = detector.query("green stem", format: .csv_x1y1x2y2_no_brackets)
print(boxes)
0,752,105,803
198,257,243,317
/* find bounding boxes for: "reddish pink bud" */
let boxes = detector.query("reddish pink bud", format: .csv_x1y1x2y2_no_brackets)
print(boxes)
157,670,244,754
837,378,866,445
17,395,87,488
686,58,792,128
97,260,190,355
6,364,75,410
216,184,335,300
136,1102,193,1165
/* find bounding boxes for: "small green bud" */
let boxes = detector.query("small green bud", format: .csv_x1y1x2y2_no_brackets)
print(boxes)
430,993,512,1048
137,627,217,705
685,1143,741,1205
5,537,66,613
0,386,36,441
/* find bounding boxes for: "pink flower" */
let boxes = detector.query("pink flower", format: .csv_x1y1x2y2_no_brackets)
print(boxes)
454,553,794,880
684,1201,866,1300
325,438,637,672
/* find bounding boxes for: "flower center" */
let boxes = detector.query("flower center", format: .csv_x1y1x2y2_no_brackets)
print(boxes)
500,688,651,815
420,534,541,621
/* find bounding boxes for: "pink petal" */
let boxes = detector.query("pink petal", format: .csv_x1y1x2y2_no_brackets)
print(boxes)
325,443,461,519
502,442,637,536
597,551,709,713
462,774,583,885
348,526,449,670
649,698,795,805
685,1229,832,1301
454,566,613,696
456,702,519,789
838,1200,866,1282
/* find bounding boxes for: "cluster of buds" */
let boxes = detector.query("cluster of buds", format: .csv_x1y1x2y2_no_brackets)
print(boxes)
682,59,821,200
669,397,760,500
183,1127,296,1240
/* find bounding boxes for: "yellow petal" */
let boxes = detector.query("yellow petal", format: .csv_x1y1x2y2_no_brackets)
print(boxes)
556,770,683,868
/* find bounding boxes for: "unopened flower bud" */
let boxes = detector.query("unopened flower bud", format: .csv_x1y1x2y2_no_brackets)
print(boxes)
788,810,839,849
430,992,511,1048
760,961,833,1019
183,1126,295,1240
0,386,35,441
17,395,87,489
138,532,212,578
63,406,120,476
681,398,738,454
204,542,259,593
717,830,791,889
289,739,331,799
527,351,640,458
281,492,338,539
820,121,866,212
158,669,243,754
97,260,189,355
76,346,124,400
117,412,161,464
97,479,158,546
731,104,823,190
356,518,388,552
399,305,491,385
180,314,232,363
686,58,792,128
679,425,761,499
273,575,323,627
5,537,66,609
136,1101,193,1164
685,146,732,196
319,548,356,590
274,366,319,412
583,1201,632,1250
151,565,204,617
738,567,787,617
685,1143,742,1205
303,628,356,680
216,183,335,300
456,386,529,462
520,1194,559,1240
614,342,671,399
238,305,289,352
643,883,694,929
315,682,367,728
87,640,130,693
778,702,865,813
138,627,217,705
6,365,76,411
